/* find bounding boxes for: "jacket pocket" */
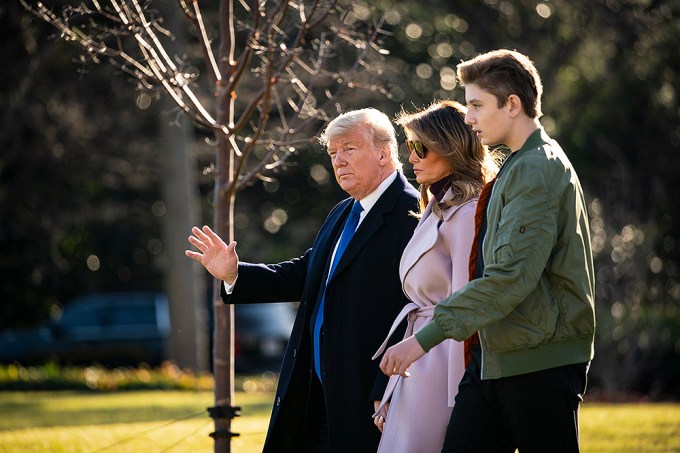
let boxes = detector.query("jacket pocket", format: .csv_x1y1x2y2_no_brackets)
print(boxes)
490,220,515,265
482,280,559,352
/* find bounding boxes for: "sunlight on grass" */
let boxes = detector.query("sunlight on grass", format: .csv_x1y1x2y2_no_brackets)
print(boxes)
1,392,679,452
580,403,680,452
0,390,272,452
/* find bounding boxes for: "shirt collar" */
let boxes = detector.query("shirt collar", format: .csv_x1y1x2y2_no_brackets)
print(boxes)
356,171,398,218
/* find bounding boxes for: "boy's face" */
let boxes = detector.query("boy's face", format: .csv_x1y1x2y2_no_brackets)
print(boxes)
464,83,511,147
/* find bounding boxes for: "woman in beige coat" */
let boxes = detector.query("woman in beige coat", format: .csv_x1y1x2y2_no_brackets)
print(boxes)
373,100,497,453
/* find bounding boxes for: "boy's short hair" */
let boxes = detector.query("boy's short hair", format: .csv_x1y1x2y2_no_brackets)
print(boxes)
457,49,543,119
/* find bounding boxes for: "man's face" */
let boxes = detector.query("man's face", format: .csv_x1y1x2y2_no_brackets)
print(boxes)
327,126,387,200
464,83,512,147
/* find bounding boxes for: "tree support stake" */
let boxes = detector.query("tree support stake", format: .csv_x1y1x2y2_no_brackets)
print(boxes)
207,404,241,439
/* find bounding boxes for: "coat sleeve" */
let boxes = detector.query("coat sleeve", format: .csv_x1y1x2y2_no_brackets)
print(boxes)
416,157,560,349
221,249,311,304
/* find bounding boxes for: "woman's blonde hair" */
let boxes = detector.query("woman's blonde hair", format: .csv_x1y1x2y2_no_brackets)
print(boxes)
395,100,498,217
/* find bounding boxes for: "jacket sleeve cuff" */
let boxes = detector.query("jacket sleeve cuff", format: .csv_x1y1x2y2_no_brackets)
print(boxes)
415,321,447,352
219,280,232,304
223,275,238,294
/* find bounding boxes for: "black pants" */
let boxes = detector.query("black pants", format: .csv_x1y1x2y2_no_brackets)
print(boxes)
442,347,588,453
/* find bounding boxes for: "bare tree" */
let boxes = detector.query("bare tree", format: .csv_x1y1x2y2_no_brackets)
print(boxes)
21,0,390,450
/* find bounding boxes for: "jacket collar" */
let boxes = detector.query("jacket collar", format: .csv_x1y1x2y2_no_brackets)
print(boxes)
502,127,552,173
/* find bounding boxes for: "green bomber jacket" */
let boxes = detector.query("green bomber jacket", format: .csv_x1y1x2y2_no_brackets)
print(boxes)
415,128,596,379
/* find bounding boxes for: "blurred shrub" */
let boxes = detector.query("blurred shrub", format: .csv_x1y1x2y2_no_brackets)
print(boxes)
0,362,277,393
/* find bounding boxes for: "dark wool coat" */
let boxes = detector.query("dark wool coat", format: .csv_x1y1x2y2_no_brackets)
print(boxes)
222,173,419,452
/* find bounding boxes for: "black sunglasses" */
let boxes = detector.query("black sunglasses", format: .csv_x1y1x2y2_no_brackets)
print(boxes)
405,140,428,159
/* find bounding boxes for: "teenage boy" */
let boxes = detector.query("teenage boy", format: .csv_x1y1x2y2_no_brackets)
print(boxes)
378,49,595,453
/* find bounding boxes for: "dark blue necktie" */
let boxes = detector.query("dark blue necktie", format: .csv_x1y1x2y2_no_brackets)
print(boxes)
313,200,364,381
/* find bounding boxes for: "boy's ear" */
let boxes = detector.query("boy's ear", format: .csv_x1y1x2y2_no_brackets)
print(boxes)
507,94,523,118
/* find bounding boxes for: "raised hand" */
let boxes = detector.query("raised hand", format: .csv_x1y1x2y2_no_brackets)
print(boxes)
185,225,239,284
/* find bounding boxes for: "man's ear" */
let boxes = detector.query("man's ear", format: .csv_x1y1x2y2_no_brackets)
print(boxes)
507,94,523,118
379,147,389,164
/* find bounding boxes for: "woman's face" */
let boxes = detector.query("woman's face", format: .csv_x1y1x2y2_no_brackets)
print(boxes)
406,131,453,185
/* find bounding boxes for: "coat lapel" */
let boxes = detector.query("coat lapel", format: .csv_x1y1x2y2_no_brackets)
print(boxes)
327,173,407,283
399,190,469,285
306,199,352,304
399,205,439,281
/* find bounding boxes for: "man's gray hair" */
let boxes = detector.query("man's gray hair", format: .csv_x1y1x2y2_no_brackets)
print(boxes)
319,108,402,171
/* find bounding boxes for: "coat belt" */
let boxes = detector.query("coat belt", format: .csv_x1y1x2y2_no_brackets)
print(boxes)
372,303,438,416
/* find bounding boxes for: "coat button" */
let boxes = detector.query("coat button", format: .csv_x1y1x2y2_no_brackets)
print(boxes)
293,348,297,358
276,396,281,406
519,225,526,233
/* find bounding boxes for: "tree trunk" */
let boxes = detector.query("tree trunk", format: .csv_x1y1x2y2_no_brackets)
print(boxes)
211,142,235,451
212,0,237,449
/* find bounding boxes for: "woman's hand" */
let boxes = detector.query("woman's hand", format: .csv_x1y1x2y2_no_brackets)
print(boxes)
373,400,390,432
379,335,425,377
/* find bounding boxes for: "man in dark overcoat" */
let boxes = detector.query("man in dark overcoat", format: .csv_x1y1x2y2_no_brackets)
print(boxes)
186,108,419,452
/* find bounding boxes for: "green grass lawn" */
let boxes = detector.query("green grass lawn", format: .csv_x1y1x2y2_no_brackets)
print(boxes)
0,390,678,452
0,390,269,452
580,402,680,452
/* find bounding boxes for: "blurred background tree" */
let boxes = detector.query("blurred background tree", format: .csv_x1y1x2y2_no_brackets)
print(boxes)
1,0,679,400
